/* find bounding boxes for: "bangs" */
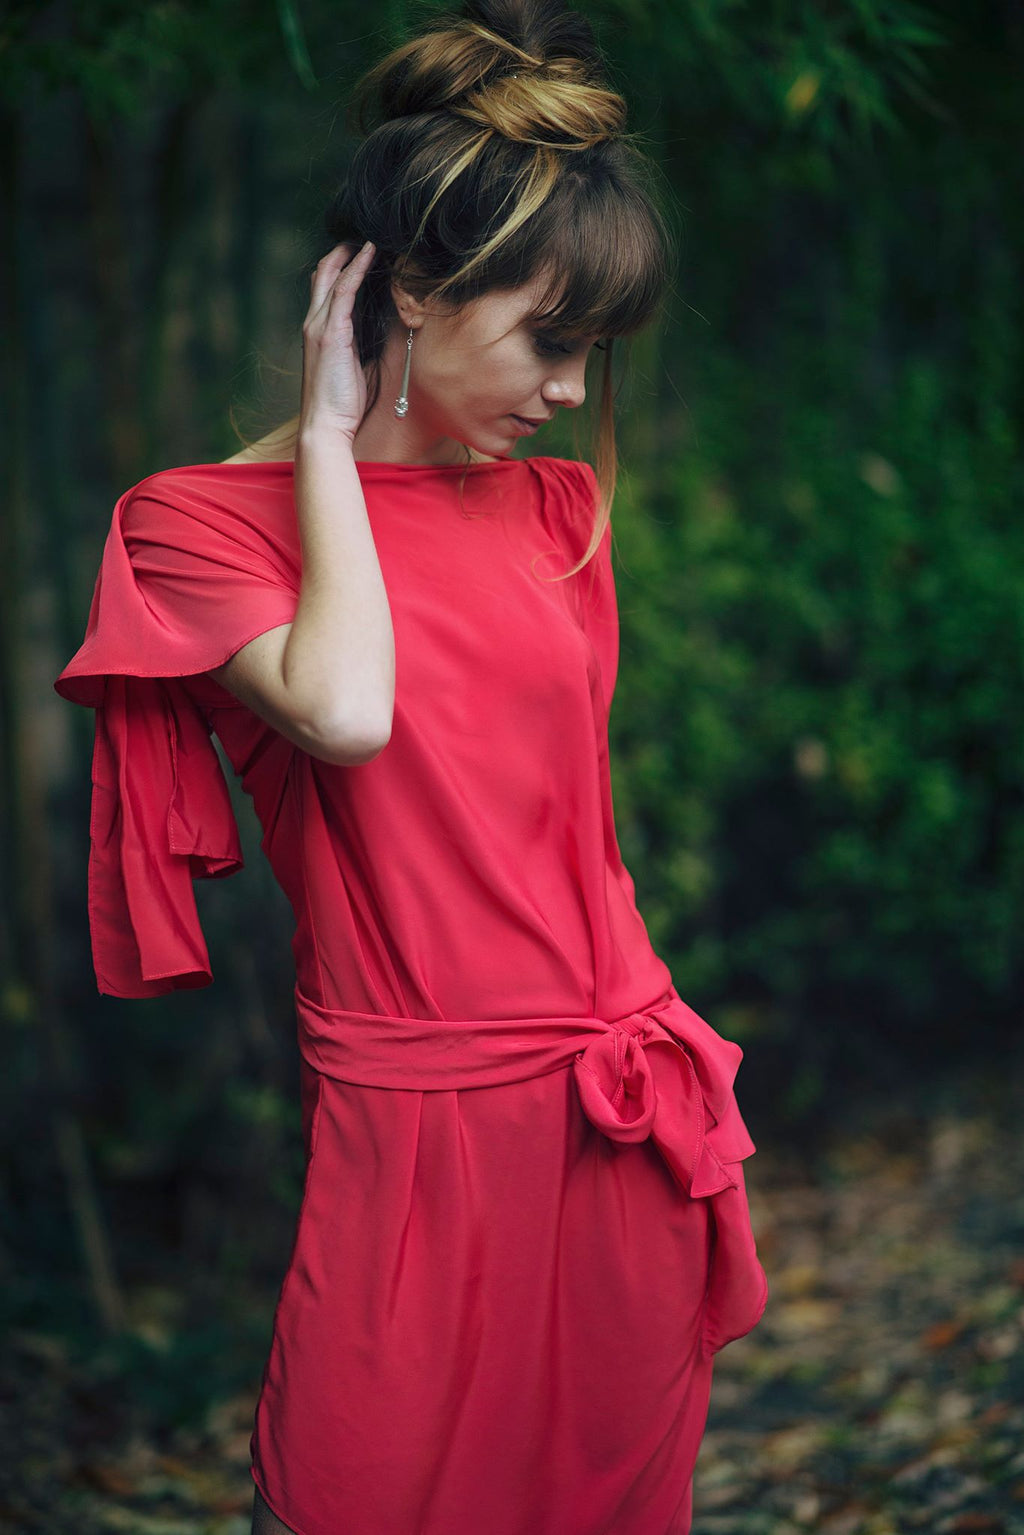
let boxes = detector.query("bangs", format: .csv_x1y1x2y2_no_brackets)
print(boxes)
517,167,670,340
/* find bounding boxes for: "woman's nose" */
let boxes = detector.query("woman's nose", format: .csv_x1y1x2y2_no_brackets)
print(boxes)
543,367,587,411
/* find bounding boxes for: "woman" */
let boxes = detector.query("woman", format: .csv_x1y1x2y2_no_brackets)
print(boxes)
55,1,768,1531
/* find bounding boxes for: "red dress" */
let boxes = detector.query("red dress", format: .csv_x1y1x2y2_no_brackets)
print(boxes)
55,455,768,1535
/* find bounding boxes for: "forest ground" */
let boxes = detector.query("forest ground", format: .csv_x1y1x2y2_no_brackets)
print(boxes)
2,1055,1022,1535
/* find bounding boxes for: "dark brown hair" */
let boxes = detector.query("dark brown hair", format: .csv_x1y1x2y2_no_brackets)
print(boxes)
235,0,674,576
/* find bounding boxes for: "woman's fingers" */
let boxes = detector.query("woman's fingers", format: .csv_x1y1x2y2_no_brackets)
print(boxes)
298,238,377,437
307,244,351,316
325,241,375,322
307,241,374,328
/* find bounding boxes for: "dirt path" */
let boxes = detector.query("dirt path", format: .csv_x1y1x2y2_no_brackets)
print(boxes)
696,1067,1024,1534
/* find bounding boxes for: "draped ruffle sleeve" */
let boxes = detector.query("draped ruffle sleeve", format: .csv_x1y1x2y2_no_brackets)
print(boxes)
54,473,300,998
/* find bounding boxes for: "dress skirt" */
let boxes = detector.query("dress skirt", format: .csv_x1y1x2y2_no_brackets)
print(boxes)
247,988,766,1535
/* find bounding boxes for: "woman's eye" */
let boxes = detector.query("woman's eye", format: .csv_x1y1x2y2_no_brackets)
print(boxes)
534,336,572,357
534,335,606,358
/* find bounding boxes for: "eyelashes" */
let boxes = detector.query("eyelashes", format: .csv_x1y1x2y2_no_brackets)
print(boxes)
533,337,609,357
534,338,571,357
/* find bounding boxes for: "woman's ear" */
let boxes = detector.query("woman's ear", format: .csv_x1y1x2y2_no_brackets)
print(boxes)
390,257,465,331
389,260,430,331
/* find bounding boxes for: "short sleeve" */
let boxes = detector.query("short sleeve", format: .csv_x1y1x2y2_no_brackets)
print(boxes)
529,456,619,721
54,472,300,998
573,463,619,721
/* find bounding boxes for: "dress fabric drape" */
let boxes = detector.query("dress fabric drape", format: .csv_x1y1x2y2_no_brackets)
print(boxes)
55,455,768,1535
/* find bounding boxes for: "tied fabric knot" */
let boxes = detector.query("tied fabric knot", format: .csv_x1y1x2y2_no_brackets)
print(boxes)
289,988,769,1355
572,1011,738,1200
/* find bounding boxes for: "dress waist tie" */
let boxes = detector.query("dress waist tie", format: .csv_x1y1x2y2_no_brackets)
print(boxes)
292,984,770,1352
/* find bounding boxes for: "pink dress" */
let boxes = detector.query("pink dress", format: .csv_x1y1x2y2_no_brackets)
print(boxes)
54,455,768,1535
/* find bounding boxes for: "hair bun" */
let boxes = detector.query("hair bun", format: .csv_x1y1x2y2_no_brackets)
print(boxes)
456,63,625,150
354,0,623,150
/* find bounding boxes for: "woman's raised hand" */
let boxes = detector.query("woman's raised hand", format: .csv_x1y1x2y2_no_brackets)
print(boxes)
299,240,377,445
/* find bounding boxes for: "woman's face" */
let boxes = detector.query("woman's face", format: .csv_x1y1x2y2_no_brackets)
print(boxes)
357,266,603,464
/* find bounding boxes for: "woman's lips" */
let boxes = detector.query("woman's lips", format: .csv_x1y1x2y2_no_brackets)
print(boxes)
509,414,543,434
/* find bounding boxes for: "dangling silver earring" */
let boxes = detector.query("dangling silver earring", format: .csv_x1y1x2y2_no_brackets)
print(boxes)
394,327,413,418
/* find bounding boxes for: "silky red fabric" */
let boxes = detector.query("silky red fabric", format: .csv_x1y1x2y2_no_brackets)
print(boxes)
55,456,768,1535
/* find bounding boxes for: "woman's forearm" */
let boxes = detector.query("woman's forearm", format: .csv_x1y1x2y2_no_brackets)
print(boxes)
282,430,395,756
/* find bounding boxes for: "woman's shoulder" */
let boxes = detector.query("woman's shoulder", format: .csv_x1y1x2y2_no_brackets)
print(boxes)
519,457,602,575
525,454,600,520
116,460,300,579
528,453,597,482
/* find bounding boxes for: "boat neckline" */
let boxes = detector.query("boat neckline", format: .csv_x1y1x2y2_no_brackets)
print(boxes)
165,456,528,472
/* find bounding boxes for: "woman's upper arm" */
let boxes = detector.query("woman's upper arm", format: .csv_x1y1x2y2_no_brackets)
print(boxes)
207,624,389,766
